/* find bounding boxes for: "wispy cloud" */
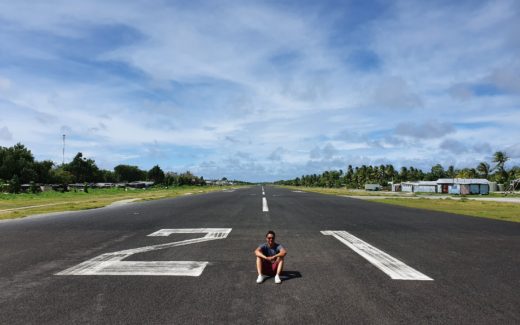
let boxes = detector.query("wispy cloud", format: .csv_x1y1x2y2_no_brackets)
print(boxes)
0,126,12,140
395,121,455,139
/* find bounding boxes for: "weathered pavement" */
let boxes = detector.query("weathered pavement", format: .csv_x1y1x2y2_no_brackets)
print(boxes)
0,186,519,324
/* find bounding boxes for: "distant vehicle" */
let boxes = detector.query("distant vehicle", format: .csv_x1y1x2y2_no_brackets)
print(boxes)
365,184,382,191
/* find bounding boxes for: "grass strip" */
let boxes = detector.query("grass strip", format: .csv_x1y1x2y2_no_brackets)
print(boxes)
279,185,520,198
276,185,520,223
277,185,412,197
0,186,246,220
369,198,520,223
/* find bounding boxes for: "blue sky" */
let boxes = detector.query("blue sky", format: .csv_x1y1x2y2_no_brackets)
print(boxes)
0,0,519,182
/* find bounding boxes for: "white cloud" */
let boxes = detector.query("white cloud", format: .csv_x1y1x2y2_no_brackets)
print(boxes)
0,77,11,92
395,121,455,139
310,143,339,160
505,143,520,159
0,126,13,141
268,147,285,161
372,76,422,109
485,66,520,94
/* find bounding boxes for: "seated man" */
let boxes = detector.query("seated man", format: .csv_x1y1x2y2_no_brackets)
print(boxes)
254,230,287,284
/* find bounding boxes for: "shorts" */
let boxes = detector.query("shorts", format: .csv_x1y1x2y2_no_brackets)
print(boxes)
262,260,280,276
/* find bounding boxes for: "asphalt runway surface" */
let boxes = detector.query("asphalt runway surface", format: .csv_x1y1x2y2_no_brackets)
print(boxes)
0,186,519,324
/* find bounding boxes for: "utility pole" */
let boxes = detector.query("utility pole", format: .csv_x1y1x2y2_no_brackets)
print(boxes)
62,134,66,165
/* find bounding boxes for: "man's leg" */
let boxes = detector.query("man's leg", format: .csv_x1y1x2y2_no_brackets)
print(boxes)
256,257,270,284
275,257,284,275
256,257,264,275
273,257,284,284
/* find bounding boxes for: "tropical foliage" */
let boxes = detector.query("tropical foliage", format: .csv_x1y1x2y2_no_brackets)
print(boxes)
275,151,519,189
0,143,207,192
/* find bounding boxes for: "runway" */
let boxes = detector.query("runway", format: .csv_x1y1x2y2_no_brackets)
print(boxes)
0,186,518,324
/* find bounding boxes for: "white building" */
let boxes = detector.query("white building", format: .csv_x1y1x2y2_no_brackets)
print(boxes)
401,181,437,193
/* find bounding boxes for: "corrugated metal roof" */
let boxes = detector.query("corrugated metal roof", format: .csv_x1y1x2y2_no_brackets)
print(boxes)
418,181,438,186
436,178,489,184
401,181,437,186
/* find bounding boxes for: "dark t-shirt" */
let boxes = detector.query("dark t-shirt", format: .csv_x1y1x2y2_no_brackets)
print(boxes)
258,243,284,257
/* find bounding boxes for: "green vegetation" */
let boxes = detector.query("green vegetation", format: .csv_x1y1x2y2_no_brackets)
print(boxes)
275,151,520,189
0,185,245,220
0,143,209,191
370,198,520,223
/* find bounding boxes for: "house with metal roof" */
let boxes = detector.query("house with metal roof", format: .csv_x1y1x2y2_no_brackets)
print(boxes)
436,178,489,195
399,178,489,194
401,181,438,193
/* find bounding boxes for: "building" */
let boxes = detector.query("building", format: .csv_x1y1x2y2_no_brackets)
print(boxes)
399,178,489,195
127,181,155,189
401,181,437,193
436,178,489,195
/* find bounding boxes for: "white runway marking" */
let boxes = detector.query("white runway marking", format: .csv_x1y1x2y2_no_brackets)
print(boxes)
292,190,303,193
57,228,232,276
262,197,269,212
321,230,433,281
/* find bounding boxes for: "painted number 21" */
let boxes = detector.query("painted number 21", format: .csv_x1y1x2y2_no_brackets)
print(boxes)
56,228,232,277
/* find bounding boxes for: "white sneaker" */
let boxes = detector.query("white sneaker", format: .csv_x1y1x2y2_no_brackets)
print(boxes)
274,275,282,284
256,275,267,284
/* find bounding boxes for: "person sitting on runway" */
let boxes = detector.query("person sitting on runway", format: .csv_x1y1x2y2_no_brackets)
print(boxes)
254,230,287,284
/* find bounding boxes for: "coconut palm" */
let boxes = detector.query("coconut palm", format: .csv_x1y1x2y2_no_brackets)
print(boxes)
492,151,509,183
476,162,490,179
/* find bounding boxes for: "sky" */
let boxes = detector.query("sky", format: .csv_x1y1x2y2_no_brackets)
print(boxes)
0,0,519,182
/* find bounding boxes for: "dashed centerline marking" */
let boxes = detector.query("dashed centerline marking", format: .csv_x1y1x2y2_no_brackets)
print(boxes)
262,197,269,212
321,230,433,281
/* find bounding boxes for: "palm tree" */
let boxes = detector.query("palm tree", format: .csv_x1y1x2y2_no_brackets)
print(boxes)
476,162,490,179
447,165,456,178
492,151,510,182
493,151,509,170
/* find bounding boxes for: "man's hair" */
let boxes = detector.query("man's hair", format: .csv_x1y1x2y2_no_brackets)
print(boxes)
266,230,275,237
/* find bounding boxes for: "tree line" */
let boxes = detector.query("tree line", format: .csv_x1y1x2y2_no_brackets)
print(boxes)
275,151,520,188
0,143,206,193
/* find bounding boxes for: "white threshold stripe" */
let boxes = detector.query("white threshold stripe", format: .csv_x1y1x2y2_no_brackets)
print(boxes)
262,197,269,212
59,261,208,276
321,230,433,281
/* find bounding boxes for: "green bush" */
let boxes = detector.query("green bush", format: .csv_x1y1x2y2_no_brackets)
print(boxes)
9,175,21,194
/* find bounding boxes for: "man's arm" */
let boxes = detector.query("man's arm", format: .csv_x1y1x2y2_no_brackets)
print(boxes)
274,247,287,259
255,247,268,260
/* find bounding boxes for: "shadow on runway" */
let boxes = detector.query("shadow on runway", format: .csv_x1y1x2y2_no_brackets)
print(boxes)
280,270,301,281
